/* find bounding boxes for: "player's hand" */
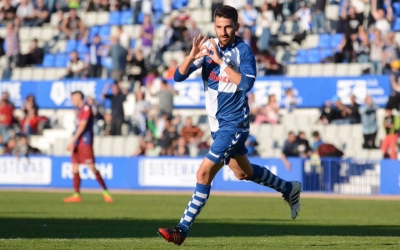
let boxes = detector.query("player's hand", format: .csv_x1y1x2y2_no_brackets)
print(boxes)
189,34,208,60
284,161,291,171
203,39,223,65
66,141,74,152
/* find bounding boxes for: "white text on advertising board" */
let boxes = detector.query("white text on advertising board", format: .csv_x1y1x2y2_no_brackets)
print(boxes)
0,157,52,185
222,165,278,181
139,159,202,187
61,162,113,180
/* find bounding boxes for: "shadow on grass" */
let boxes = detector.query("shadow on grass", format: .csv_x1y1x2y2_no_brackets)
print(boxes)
1,218,399,239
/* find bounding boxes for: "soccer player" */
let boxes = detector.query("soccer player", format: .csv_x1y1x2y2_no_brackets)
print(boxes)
157,5,301,245
63,91,113,203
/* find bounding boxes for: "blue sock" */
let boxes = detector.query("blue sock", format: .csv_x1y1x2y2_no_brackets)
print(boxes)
178,183,211,237
251,164,292,197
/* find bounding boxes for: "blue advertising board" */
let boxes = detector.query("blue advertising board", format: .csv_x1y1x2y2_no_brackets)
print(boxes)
380,160,400,195
0,79,112,109
0,156,302,192
173,76,390,108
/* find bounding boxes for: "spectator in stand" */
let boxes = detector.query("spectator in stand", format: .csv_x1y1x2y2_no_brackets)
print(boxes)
311,131,323,151
108,36,128,81
145,139,161,157
211,0,224,22
2,91,14,108
351,0,367,23
239,2,257,33
22,94,39,116
3,22,20,80
0,99,14,142
102,82,127,135
127,49,146,85
83,33,103,78
388,60,400,110
382,32,399,74
65,50,87,79
9,135,40,157
163,59,178,80
180,117,204,145
254,94,280,125
248,92,260,123
61,8,85,40
313,0,327,34
281,131,299,170
148,79,178,116
259,3,274,51
140,15,154,60
0,0,17,25
86,96,104,135
133,90,151,137
0,135,5,155
16,0,35,27
115,26,130,51
87,0,110,11
381,108,399,159
174,137,190,156
340,2,361,35
291,1,312,33
371,0,392,37
19,38,44,67
245,134,258,156
332,95,360,124
297,131,312,156
319,100,338,124
4,138,17,155
353,28,370,63
20,109,39,136
258,50,283,76
242,27,258,55
160,116,179,156
359,95,378,149
284,88,296,113
188,19,201,41
99,110,112,136
32,0,49,27
370,29,384,75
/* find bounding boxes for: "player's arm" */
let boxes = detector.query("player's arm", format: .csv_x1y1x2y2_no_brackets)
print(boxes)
175,34,208,82
206,39,256,92
71,119,88,144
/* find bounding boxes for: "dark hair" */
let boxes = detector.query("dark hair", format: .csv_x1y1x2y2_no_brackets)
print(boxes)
312,131,320,137
214,5,238,23
71,91,84,99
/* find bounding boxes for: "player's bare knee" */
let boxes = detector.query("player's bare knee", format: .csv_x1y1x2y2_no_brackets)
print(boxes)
235,172,250,180
196,169,211,185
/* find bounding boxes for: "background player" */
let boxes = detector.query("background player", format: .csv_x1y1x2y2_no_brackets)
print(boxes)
157,5,301,246
63,91,113,203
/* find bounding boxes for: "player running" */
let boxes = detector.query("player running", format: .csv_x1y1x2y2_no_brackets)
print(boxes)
157,5,301,245
63,91,113,203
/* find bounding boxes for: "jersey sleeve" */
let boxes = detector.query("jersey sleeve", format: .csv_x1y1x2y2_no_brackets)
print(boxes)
174,57,204,82
238,46,257,92
80,105,92,121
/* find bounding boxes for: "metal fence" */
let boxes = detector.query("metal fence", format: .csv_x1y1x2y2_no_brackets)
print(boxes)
303,157,380,195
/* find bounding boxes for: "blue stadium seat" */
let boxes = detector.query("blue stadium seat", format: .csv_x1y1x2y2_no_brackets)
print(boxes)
101,56,113,69
55,54,68,67
307,49,320,63
89,26,99,41
318,34,331,48
42,54,55,67
76,41,89,54
137,12,144,24
108,11,120,25
120,10,133,25
153,0,163,11
295,50,307,64
393,3,400,17
393,18,400,31
99,25,111,39
330,33,344,48
320,48,334,60
130,40,136,49
65,40,78,53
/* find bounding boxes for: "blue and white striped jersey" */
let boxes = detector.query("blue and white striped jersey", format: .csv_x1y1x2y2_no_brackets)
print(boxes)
175,36,257,133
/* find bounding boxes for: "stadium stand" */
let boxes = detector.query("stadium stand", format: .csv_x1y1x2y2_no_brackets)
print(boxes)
0,0,399,162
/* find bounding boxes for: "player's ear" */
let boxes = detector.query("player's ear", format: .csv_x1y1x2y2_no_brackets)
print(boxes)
235,22,240,32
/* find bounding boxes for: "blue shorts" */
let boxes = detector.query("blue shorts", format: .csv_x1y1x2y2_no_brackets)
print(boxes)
206,130,249,165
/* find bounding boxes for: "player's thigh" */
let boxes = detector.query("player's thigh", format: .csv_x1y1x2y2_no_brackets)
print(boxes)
206,130,248,165
228,154,254,180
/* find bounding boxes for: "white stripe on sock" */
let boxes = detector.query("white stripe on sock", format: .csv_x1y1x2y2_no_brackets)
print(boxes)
184,215,193,222
188,206,197,214
261,169,268,180
195,191,208,199
273,177,280,187
192,198,203,206
279,181,286,190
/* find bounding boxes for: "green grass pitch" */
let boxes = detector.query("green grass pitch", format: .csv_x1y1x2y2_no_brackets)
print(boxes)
0,191,399,250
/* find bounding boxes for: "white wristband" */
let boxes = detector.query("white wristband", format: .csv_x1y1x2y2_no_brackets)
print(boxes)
220,61,228,73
